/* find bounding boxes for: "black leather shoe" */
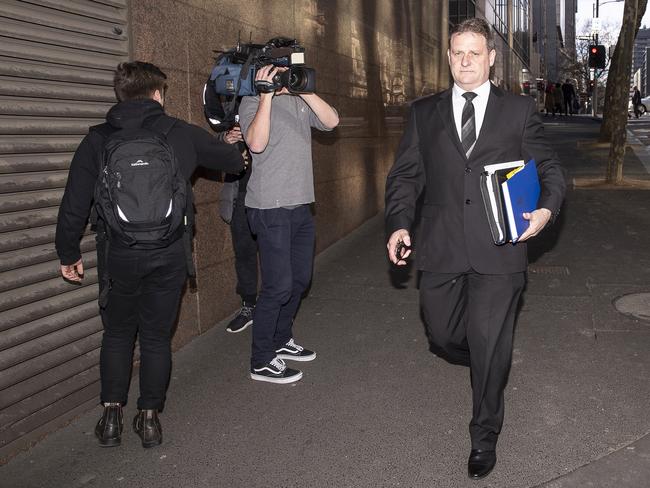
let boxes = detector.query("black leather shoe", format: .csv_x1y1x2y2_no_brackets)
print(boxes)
467,449,496,480
133,409,162,448
94,404,123,447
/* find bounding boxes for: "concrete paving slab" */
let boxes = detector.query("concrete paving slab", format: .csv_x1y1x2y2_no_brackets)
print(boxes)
536,432,650,488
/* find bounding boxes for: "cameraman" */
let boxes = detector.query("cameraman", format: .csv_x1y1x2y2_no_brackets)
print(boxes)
239,64,339,384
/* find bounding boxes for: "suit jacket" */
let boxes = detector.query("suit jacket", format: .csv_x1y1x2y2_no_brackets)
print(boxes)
385,83,566,274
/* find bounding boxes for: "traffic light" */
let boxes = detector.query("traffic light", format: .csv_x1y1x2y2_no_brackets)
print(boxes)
588,45,607,69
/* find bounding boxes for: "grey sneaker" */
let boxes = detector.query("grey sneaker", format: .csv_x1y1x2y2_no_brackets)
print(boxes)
226,303,254,333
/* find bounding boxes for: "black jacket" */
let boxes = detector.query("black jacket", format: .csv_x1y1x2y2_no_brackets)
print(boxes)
385,84,566,274
55,99,244,265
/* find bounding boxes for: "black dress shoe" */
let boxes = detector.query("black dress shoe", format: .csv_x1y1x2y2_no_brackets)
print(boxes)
95,404,123,447
467,449,496,480
133,409,162,448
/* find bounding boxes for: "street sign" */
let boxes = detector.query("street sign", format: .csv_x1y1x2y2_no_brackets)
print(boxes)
592,18,601,33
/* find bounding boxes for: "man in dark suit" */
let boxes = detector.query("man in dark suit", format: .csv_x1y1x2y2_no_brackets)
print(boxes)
385,18,565,480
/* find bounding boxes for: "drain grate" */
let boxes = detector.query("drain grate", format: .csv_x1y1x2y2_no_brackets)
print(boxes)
527,265,570,275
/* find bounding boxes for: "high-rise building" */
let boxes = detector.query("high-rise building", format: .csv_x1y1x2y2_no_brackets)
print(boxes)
449,0,535,94
532,0,577,83
633,28,650,95
633,28,650,74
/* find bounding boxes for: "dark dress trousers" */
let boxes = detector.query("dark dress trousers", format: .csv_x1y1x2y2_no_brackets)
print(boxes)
385,83,566,449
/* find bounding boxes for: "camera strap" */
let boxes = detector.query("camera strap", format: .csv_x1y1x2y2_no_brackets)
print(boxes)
222,50,256,123
240,52,254,80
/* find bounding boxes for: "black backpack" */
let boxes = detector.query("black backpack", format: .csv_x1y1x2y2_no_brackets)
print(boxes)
91,117,197,307
93,117,188,249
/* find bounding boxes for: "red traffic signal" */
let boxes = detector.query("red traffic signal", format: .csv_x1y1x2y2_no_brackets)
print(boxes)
588,45,606,69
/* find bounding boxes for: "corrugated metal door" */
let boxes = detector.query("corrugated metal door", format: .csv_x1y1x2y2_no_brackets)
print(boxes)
0,0,128,460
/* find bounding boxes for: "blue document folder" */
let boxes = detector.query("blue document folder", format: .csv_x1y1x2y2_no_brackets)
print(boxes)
501,160,540,243
480,160,525,244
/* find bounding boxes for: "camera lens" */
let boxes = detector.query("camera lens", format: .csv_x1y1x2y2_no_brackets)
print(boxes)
288,68,307,91
289,71,301,87
280,67,315,93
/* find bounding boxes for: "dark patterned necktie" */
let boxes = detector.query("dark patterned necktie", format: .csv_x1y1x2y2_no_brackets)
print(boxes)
461,92,478,157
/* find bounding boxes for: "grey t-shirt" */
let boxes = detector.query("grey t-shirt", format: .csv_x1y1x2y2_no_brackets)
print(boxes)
238,94,334,209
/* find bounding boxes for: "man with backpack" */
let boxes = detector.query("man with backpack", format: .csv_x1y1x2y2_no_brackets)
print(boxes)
55,61,243,448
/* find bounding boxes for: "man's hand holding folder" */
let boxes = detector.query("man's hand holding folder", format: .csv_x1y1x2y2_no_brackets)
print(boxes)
517,208,552,242
480,159,552,244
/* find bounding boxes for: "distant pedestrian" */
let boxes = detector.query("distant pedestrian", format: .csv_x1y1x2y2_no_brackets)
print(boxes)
544,82,556,116
562,79,576,116
554,82,564,115
632,86,643,118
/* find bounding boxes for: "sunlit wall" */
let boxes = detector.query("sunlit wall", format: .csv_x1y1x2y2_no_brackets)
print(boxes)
130,0,450,344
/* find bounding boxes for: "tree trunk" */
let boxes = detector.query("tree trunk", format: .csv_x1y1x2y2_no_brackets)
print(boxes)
599,0,648,183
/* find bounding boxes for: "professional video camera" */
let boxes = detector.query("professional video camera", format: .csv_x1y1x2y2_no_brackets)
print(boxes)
203,37,316,130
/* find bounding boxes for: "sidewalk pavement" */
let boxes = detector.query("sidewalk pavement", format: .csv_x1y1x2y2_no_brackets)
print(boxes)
1,115,649,488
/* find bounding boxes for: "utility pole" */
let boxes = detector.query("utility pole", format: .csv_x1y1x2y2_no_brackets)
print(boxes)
593,0,600,116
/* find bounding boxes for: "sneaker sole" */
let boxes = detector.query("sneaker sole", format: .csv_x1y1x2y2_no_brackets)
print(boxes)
276,352,316,362
226,319,253,334
250,371,303,384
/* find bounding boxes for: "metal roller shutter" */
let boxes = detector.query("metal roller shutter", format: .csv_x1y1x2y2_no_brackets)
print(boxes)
0,0,129,460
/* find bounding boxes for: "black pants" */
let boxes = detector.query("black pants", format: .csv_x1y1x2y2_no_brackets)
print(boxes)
231,192,258,303
420,270,525,450
246,205,315,367
99,238,187,410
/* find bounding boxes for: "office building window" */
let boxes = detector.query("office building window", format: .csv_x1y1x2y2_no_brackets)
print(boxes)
512,0,530,65
493,0,508,38
449,0,476,27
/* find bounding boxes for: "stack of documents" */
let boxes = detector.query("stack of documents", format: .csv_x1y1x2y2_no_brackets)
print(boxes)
479,159,540,244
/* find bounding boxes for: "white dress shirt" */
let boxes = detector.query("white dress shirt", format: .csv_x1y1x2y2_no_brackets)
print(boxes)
452,80,492,144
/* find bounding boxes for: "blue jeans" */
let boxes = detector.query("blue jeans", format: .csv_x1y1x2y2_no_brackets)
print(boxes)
246,205,315,367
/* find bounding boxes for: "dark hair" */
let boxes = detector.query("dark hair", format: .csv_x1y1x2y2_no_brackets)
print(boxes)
113,61,168,102
450,18,495,51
